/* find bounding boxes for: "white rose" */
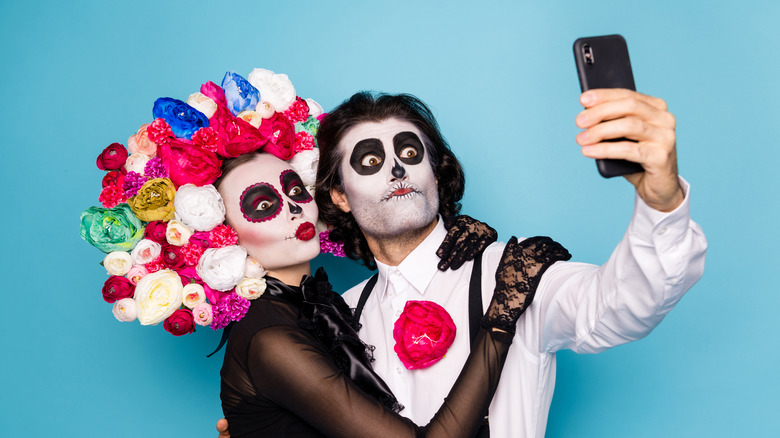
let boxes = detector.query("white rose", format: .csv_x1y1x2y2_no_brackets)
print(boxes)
133,270,183,325
186,92,218,119
173,184,226,232
182,283,206,309
131,239,161,265
289,148,320,187
235,277,267,300
125,153,150,174
244,257,267,279
166,220,193,246
247,68,296,112
237,110,262,128
104,251,133,276
255,101,275,118
305,98,324,117
197,246,247,291
112,298,138,322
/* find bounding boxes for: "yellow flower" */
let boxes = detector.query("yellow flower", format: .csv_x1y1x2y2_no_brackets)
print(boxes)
128,178,176,222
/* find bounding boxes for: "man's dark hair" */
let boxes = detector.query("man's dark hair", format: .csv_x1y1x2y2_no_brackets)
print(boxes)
314,91,465,269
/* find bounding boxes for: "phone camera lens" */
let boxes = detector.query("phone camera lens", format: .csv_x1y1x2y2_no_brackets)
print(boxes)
583,44,594,64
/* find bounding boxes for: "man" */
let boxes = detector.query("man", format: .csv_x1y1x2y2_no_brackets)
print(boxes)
219,88,706,437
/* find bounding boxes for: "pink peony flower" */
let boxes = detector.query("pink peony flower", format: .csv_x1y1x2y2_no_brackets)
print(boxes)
393,300,456,370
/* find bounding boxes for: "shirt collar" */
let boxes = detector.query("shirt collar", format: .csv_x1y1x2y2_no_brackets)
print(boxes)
374,216,446,300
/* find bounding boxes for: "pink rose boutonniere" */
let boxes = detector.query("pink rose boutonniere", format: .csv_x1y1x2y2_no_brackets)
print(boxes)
393,300,457,370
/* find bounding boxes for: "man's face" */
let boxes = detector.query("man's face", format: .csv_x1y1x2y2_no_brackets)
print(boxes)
218,153,320,270
333,118,439,239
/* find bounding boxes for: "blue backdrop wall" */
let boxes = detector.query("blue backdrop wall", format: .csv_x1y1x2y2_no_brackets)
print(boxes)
2,0,777,436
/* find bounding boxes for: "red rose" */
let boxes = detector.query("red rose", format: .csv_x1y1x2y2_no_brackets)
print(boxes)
161,244,186,270
102,276,136,303
393,300,456,370
144,221,168,243
96,143,129,171
163,308,195,336
157,138,223,187
262,113,295,160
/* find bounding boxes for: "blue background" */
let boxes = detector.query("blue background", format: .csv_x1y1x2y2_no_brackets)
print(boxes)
2,0,777,436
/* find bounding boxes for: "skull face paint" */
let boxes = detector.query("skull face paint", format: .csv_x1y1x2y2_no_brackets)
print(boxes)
337,118,439,239
218,154,320,271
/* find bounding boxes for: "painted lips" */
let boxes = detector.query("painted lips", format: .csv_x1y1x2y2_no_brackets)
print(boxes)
392,187,414,196
295,222,316,241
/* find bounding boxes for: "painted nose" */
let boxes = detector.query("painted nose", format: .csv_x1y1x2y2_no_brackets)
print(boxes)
391,159,406,179
289,202,302,215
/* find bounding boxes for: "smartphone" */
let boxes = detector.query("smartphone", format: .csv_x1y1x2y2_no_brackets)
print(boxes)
573,34,644,178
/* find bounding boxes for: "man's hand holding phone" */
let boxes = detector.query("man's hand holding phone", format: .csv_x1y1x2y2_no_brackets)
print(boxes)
575,88,684,212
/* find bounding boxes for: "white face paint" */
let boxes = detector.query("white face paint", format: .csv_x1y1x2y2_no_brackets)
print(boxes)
218,154,320,271
337,118,439,239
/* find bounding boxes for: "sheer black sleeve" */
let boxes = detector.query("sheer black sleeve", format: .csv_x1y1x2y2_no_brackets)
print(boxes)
244,321,511,438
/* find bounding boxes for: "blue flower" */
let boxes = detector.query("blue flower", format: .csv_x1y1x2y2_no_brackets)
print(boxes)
152,98,209,140
222,71,260,116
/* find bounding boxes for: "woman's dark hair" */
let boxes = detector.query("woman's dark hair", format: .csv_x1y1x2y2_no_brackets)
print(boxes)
314,92,465,269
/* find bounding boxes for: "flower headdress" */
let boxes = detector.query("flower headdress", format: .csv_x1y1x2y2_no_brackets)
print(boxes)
80,68,344,336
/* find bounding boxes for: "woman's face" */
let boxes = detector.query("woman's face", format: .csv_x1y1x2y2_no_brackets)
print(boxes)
218,153,320,271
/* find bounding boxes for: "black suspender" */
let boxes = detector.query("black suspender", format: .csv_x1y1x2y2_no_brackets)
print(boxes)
354,273,379,324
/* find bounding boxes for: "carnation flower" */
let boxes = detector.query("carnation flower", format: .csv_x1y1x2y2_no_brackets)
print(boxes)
103,251,134,276
112,298,138,322
144,256,165,273
283,97,310,124
192,126,220,152
99,185,126,208
319,230,346,257
294,131,316,153
197,246,247,291
143,157,167,179
209,224,238,248
147,118,173,145
173,184,226,232
180,243,206,267
122,171,148,198
211,293,250,330
134,269,184,326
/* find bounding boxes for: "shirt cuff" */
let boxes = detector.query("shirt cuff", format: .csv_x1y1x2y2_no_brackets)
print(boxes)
629,176,692,246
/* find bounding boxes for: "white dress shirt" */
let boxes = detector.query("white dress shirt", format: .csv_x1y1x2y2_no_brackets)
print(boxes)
342,179,707,438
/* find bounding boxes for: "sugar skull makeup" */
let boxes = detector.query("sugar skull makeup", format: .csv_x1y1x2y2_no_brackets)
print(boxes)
218,153,320,271
335,118,439,239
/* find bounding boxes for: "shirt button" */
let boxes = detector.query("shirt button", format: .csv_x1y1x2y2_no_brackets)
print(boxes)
393,270,401,277
658,227,668,235
396,366,404,374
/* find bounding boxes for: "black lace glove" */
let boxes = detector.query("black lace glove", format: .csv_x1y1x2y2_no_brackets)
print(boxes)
482,236,572,334
436,215,498,271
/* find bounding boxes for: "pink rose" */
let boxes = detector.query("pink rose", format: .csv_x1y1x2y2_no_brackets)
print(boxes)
157,138,223,187
102,275,136,303
192,303,213,326
96,143,129,171
128,124,158,157
163,308,196,336
126,265,149,284
393,300,456,370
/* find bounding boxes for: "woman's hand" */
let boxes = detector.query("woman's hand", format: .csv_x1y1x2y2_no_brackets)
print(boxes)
437,215,498,271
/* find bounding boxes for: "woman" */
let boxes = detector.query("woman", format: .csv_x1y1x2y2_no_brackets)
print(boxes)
215,151,568,437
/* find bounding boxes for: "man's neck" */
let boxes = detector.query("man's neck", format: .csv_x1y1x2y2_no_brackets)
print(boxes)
365,218,438,266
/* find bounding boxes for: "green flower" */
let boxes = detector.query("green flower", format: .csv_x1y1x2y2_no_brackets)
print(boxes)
80,203,145,254
295,116,320,142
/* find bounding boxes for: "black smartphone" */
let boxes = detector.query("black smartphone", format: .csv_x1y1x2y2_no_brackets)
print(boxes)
573,34,644,178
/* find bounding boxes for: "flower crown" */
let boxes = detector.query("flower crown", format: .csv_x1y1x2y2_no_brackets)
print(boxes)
80,68,344,336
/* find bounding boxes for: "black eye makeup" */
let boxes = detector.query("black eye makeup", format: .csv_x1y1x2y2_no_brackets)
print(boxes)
349,138,386,175
280,169,312,204
393,131,425,165
240,183,282,222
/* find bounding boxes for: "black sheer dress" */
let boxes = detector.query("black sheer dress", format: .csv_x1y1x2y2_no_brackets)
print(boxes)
220,266,519,438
